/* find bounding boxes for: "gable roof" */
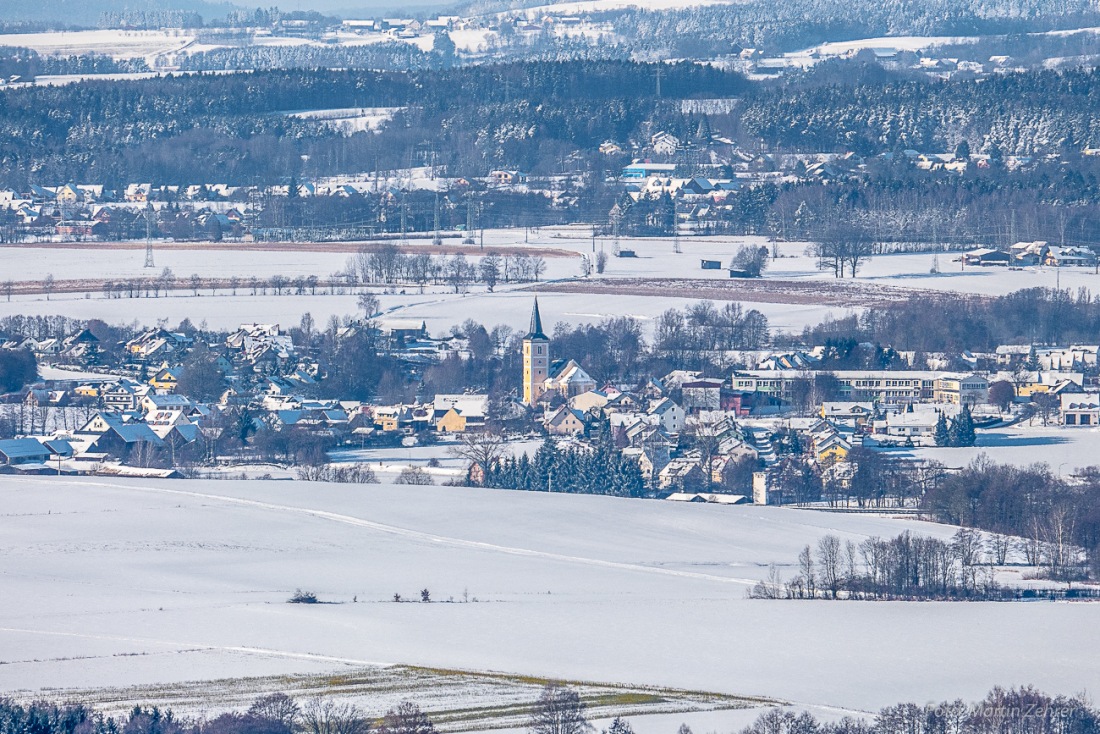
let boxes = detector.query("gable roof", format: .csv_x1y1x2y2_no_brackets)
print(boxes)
0,438,50,461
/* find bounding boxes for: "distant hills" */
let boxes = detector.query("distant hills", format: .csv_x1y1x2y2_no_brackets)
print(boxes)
0,0,239,27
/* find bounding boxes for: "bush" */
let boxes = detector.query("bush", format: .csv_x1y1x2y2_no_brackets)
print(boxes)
288,589,318,604
296,464,379,483
396,466,434,485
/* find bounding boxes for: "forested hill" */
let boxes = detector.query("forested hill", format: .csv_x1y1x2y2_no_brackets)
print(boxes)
599,0,1100,57
739,65,1100,155
0,61,1099,186
0,62,749,187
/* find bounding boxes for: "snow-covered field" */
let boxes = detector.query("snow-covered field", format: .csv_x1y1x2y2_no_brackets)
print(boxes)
0,29,196,60
894,422,1100,474
285,107,405,135
0,229,1096,335
516,0,750,16
1,476,1097,724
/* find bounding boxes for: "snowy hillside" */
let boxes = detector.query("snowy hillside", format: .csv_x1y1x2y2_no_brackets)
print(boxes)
1,476,1097,724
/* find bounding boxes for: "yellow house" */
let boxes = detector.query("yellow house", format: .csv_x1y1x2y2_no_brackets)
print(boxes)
814,434,851,465
149,366,183,392
436,408,468,433
375,414,400,432
74,384,100,399
56,184,82,204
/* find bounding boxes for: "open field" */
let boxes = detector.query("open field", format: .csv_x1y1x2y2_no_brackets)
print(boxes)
1,228,1099,334
24,665,765,733
1,476,1098,727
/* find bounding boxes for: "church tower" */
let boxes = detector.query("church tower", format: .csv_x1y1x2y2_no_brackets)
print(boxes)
522,298,550,406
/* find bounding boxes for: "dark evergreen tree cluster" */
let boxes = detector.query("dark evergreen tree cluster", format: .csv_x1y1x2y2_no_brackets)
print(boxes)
933,405,976,447
0,348,38,394
481,436,646,497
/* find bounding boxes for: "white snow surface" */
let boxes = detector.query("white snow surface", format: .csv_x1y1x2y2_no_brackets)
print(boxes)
2,229,1099,335
1,476,1097,716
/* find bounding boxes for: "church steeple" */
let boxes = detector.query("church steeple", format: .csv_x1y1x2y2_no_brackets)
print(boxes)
522,298,549,406
526,297,547,340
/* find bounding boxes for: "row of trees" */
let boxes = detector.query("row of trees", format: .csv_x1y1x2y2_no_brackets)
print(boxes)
350,246,547,292
765,451,1100,583
0,683,609,734
795,287,1100,354
753,530,1005,601
736,686,1100,734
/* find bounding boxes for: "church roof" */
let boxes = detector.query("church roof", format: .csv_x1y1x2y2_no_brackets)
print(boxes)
525,298,548,340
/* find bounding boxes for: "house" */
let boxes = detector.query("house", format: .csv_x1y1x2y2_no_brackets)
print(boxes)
872,405,958,439
1009,241,1048,266
665,492,749,505
933,374,989,405
681,379,723,413
149,365,184,392
1062,393,1100,426
962,248,1011,266
76,412,164,459
545,406,586,436
140,393,193,416
125,184,152,202
489,170,527,186
102,379,150,412
814,433,851,465
658,458,705,492
0,438,51,466
54,184,83,204
650,132,680,156
434,394,488,432
622,446,668,483
1045,246,1096,268
378,319,428,344
570,390,610,414
820,402,876,428
648,398,685,434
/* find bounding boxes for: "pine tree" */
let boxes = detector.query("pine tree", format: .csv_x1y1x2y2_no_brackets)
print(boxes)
955,404,977,447
933,412,950,447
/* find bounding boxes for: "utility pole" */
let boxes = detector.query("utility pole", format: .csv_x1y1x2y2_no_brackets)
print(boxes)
464,199,475,244
432,193,442,245
655,65,662,98
400,197,408,246
143,205,155,268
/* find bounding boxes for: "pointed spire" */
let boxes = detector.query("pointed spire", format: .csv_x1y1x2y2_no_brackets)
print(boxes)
526,297,547,340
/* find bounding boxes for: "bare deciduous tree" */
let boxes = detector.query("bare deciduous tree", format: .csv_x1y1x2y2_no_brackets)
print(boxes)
449,429,507,485
301,699,369,734
528,684,591,734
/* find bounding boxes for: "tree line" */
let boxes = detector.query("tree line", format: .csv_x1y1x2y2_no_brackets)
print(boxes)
479,434,646,497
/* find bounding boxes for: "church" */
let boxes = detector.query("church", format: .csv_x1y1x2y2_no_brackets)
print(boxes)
522,299,597,407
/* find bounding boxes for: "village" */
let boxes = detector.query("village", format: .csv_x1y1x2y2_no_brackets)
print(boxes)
0,292,1097,511
0,129,1050,247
